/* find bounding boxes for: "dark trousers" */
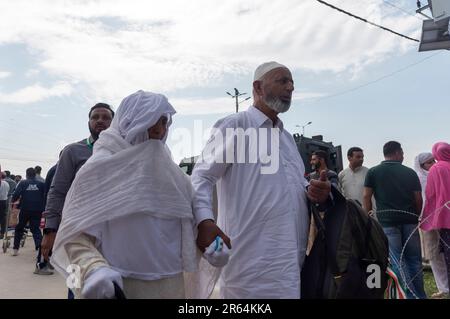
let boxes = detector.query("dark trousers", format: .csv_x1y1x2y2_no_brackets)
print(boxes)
0,200,7,237
440,229,450,293
14,210,42,250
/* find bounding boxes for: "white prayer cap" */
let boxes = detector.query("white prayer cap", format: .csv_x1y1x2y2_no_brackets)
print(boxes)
253,61,288,81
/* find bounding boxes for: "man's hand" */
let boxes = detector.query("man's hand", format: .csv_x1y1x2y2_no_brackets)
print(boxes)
307,170,331,204
41,232,57,261
196,219,231,253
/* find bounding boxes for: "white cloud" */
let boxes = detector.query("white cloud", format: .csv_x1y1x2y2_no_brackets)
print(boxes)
25,69,40,78
0,82,73,104
0,0,421,104
170,97,251,115
0,71,11,79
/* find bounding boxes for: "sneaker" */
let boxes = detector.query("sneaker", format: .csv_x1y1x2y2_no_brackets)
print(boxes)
12,249,18,256
34,266,54,275
47,261,55,270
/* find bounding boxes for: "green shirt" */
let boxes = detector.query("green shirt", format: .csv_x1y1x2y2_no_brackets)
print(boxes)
364,160,421,226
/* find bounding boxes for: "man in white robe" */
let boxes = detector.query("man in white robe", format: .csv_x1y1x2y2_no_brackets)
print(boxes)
192,62,332,298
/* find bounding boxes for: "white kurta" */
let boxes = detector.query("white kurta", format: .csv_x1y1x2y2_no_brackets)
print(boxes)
85,214,183,280
191,105,310,299
338,166,369,205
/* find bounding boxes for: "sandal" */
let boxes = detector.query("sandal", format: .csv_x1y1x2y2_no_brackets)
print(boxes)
431,291,448,299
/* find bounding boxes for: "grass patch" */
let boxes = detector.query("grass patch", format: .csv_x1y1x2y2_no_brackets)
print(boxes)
423,267,439,298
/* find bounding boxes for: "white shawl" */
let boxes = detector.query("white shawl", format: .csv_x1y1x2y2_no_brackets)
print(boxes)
51,91,198,283
51,131,198,277
413,152,434,202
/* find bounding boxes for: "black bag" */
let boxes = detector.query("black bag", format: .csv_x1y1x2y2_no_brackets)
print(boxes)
301,187,389,299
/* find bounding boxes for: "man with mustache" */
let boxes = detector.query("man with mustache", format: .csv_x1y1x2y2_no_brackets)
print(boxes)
338,147,370,207
36,103,114,280
308,150,339,188
192,61,332,298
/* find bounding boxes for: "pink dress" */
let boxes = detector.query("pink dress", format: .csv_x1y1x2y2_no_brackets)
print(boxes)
421,142,450,231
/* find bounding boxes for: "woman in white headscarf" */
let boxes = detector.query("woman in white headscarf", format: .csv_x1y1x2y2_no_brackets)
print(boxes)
51,90,200,298
414,152,449,298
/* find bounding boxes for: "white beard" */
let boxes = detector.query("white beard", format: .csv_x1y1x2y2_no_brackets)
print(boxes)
263,96,291,113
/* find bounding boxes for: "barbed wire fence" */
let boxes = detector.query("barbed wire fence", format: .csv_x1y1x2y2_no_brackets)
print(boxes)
374,201,450,299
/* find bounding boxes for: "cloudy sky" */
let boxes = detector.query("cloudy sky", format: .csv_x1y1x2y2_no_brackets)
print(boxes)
0,0,449,176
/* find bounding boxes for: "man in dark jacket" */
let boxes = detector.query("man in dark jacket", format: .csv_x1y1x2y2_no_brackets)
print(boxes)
34,163,58,274
44,164,57,204
11,167,45,256
37,103,113,288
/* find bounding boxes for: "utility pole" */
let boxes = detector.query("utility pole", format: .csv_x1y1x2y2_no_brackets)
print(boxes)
226,88,251,113
296,121,312,136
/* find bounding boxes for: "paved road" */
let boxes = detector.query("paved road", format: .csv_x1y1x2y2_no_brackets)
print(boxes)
0,234,66,299
0,233,221,299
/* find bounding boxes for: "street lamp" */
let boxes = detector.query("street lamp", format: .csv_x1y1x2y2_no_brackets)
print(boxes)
296,121,312,136
226,88,251,113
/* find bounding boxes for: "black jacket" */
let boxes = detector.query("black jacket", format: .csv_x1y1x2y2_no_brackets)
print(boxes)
12,178,45,212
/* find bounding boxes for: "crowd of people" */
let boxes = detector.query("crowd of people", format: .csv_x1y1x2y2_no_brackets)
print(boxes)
0,61,449,299
306,142,449,299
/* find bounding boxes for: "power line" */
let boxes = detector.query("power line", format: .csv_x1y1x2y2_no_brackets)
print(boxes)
315,0,420,42
382,0,423,21
309,52,442,102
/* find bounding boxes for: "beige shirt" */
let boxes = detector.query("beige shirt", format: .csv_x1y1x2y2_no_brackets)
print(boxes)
338,166,369,205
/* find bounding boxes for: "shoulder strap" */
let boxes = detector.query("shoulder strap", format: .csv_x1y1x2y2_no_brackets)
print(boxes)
347,201,374,261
